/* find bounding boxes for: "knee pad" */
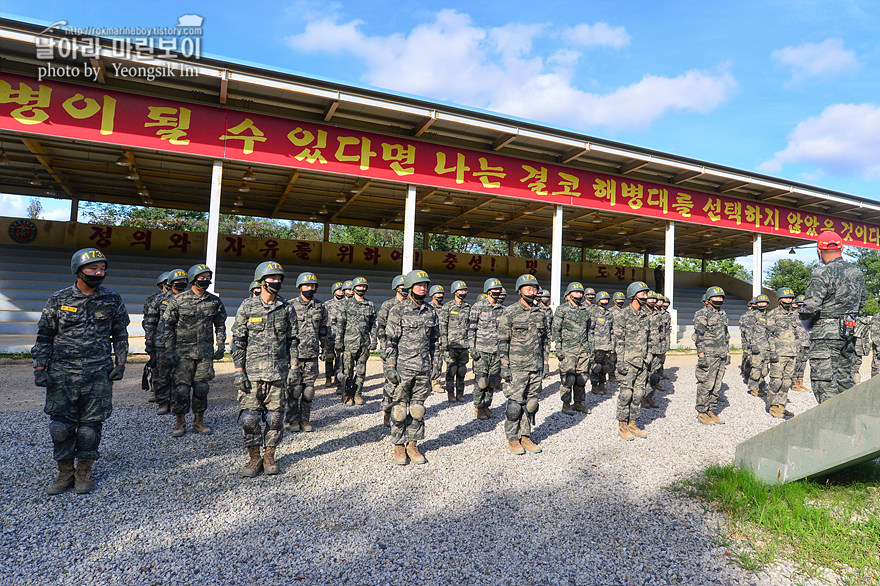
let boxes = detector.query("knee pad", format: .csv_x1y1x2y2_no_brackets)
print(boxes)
356,362,367,377
49,420,74,444
302,385,315,402
564,373,576,388
192,382,209,399
505,399,524,422
409,403,426,419
477,376,489,390
174,384,190,401
591,362,604,375
575,374,588,388
289,384,304,400
457,365,467,379
488,375,501,390
265,410,283,431
241,409,262,434
525,398,539,414
75,424,101,452
391,404,407,425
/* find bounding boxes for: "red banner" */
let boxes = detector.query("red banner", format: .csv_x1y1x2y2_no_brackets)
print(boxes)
2,72,878,249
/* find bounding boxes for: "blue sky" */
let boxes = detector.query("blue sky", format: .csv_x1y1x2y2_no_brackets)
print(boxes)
3,0,878,269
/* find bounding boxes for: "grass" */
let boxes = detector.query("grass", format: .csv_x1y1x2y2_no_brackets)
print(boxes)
673,462,880,582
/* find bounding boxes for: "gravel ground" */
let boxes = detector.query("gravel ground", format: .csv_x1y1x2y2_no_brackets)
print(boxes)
0,353,870,586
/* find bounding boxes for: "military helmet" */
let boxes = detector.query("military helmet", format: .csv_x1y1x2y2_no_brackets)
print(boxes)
167,269,188,282
755,294,770,304
429,284,445,297
596,291,611,302
71,248,108,274
540,289,551,297
499,287,508,296
187,263,212,283
515,273,540,292
646,290,658,300
483,277,503,293
564,282,585,297
584,287,596,296
254,261,284,282
748,297,756,307
391,275,405,291
332,281,344,293
626,281,649,299
705,286,725,298
775,287,795,300
249,280,261,292
296,272,318,288
450,280,467,293
157,271,170,286
701,292,708,303
342,280,354,290
612,291,625,302
352,276,369,290
794,295,805,304
403,269,431,289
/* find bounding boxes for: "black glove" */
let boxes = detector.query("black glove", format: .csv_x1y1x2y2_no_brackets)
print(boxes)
697,355,708,368
556,351,564,362
769,351,779,363
34,369,51,387
234,371,252,392
501,365,512,382
325,347,336,361
751,345,761,355
470,350,481,362
370,339,378,351
145,340,155,355
617,363,629,376
385,366,400,385
287,368,301,387
164,349,180,367
108,364,125,381
146,355,156,369
213,348,225,361
725,355,731,365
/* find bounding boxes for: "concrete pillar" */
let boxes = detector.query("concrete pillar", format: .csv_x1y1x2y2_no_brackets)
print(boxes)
701,257,707,273
551,205,563,307
205,160,222,294
402,185,416,274
665,221,677,347
69,198,79,222
752,234,763,297
508,239,514,257
643,251,649,268
323,222,330,242
580,246,585,262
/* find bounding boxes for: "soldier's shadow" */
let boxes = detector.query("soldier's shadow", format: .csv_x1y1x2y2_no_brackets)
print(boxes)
528,377,592,443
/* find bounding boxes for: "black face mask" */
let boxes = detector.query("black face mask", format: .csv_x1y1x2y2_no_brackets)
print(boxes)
354,287,367,297
434,296,444,304
615,301,625,308
78,272,105,288
599,301,609,309
571,296,583,305
334,292,344,300
489,291,501,300
710,300,724,309
410,291,426,302
456,291,467,300
541,298,550,306
301,289,315,300
521,293,537,304
252,290,261,297
195,279,212,290
173,281,187,292
263,281,282,295
647,301,657,308
780,300,792,309
344,291,354,298
637,297,647,306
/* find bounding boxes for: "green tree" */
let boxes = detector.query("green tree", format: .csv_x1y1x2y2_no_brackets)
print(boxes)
764,259,816,295
846,248,880,313
650,257,752,281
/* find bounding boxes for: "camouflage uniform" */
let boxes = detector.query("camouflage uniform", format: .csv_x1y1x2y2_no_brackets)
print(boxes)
231,294,299,448
738,305,756,384
324,292,346,392
552,300,591,406
162,289,227,415
439,298,471,400
377,294,403,416
614,302,649,424
337,294,377,401
33,285,129,463
792,297,810,387
142,287,165,397
746,309,770,396
852,313,872,384
871,314,880,378
765,303,799,411
589,304,614,391
693,304,729,416
467,295,505,414
288,295,331,426
147,289,176,410
658,300,672,377
801,257,865,403
608,297,626,378
646,302,666,398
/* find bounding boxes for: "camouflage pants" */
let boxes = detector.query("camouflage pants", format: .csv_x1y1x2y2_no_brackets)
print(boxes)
873,347,880,378
444,347,469,396
558,352,589,404
342,345,370,398
793,346,808,379
153,349,175,408
324,355,336,382
767,355,795,408
589,349,613,387
472,351,501,409
646,352,663,394
695,355,725,414
809,338,856,404
45,366,113,461
390,368,430,444
853,355,864,385
381,354,395,414
239,380,285,447
748,352,769,393
287,359,318,424
740,352,751,382
616,359,647,422
503,369,541,441
172,357,214,414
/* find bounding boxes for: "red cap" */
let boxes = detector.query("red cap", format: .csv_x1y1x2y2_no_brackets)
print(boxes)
817,231,843,250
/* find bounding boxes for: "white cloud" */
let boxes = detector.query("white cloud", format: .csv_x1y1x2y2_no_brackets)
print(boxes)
771,38,857,82
285,10,735,132
759,103,880,179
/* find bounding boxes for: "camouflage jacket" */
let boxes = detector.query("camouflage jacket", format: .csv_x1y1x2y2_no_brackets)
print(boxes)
871,314,880,352
589,306,614,352
440,299,471,351
337,296,377,350
748,310,770,353
609,304,625,348
32,285,130,372
647,308,666,354
231,294,299,381
693,306,729,357
801,257,866,340
377,296,401,350
691,306,707,348
290,295,331,360
162,289,227,359
738,309,756,350
324,296,344,339
855,314,872,357
552,301,591,355
467,297,505,355
613,303,649,367
539,304,553,336
384,298,439,373
766,306,800,356
498,300,549,371
142,289,164,344
149,290,176,349
659,309,672,353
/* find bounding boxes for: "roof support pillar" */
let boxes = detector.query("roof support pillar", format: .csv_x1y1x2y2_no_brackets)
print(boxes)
323,221,330,242
551,205,563,307
206,160,222,294
752,234,763,297
402,184,416,274
70,198,79,222
665,221,677,347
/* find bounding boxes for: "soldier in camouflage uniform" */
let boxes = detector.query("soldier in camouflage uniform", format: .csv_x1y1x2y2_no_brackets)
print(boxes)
853,312,872,384
589,291,614,395
613,281,650,440
142,272,169,402
439,280,471,403
694,286,730,425
552,282,591,414
642,291,665,407
337,276,377,405
231,261,299,477
249,281,261,297
33,248,129,495
658,295,672,379
765,287,799,418
791,295,810,391
384,270,440,465
498,287,508,305
162,263,227,437
745,295,771,397
148,269,188,415
377,276,406,426
800,231,866,404
324,282,345,389
739,298,756,384
467,278,506,420
499,274,549,455
287,271,332,433
538,289,554,378
871,310,880,378
608,291,626,381
429,284,446,392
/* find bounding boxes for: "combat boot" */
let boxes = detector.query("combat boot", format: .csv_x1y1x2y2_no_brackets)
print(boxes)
263,446,279,475
748,389,761,397
572,401,590,414
708,411,725,425
793,379,808,392
383,410,391,428
157,403,170,415
285,422,302,433
447,392,455,403
561,402,575,415
641,396,658,408
476,407,489,420
618,421,634,441
594,383,607,395
508,439,526,455
608,373,616,382
172,413,186,437
406,441,427,465
393,444,408,466
299,420,314,433
520,436,542,453
484,406,496,418
73,459,95,494
455,390,465,402
660,371,669,380
591,384,601,395
697,412,714,425
628,420,647,439
241,446,263,478
47,459,75,495
148,392,157,403
783,407,794,417
353,395,365,406
192,411,212,435
769,405,784,418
